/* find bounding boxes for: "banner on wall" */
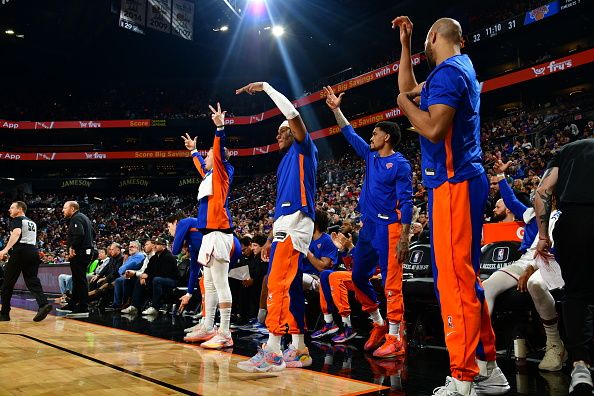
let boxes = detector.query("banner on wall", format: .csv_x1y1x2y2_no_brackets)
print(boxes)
483,221,525,244
147,0,172,33
171,0,194,40
119,0,147,34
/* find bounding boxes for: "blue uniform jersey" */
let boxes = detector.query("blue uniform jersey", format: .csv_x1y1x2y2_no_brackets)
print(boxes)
419,55,484,188
302,233,339,275
275,133,318,220
171,217,203,295
341,125,413,225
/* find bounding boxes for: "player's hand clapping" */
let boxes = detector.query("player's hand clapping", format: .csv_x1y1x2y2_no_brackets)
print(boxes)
493,159,513,175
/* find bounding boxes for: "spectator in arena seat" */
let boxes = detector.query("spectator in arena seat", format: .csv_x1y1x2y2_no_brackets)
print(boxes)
115,239,155,312
483,160,567,372
56,248,108,305
85,242,123,305
125,237,178,316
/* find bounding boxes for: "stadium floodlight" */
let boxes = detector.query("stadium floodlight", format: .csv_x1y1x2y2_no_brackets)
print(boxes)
220,25,229,32
5,29,15,35
271,25,284,37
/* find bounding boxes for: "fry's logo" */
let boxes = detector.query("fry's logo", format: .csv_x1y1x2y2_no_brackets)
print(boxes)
531,66,546,76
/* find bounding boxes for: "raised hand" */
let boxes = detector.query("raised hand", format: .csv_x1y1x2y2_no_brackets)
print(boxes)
181,132,197,151
391,16,413,46
235,82,265,95
323,86,344,110
493,159,513,174
208,102,226,127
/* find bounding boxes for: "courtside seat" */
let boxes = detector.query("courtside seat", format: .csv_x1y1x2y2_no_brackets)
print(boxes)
402,243,435,301
479,241,523,280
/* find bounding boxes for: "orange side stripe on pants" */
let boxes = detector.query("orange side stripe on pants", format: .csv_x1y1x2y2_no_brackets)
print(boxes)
329,271,355,317
265,236,302,335
385,222,404,324
433,180,482,382
200,276,206,318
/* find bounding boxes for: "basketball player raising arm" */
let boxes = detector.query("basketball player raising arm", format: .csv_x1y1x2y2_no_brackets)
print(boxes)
392,16,510,395
235,81,318,372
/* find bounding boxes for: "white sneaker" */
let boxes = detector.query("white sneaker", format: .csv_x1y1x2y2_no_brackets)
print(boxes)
121,306,137,314
184,324,198,334
538,342,567,371
142,307,158,316
474,367,510,395
433,377,476,396
569,362,593,395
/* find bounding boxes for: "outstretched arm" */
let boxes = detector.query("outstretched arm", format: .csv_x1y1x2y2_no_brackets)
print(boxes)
236,82,307,143
181,133,207,178
209,102,228,171
323,86,370,158
392,16,421,94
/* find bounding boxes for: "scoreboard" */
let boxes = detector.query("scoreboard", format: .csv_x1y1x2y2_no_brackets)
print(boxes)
468,0,582,44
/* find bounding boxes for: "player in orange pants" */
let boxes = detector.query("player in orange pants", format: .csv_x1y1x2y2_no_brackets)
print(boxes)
395,15,509,395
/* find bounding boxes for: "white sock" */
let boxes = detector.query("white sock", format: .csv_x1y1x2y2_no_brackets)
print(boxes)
389,322,400,336
219,307,231,334
266,334,282,354
342,316,352,327
257,308,267,323
477,359,497,377
369,309,384,326
292,334,306,350
543,320,562,345
203,268,218,331
452,378,473,395
323,314,334,324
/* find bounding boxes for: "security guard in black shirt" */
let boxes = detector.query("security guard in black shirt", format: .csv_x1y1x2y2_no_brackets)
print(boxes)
534,138,594,396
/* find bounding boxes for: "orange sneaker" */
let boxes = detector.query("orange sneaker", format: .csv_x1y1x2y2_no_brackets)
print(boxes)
373,334,405,358
364,322,388,352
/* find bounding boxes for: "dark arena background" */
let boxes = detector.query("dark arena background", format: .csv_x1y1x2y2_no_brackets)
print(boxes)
1,0,594,395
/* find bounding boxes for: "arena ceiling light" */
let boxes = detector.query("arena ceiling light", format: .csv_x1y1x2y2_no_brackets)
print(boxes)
213,25,229,32
271,25,284,37
5,29,15,35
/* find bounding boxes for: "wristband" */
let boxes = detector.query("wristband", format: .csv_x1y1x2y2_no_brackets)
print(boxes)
185,293,192,298
496,173,505,178
190,149,198,154
216,126,224,131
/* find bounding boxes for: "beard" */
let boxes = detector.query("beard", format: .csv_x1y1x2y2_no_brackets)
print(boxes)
425,44,436,70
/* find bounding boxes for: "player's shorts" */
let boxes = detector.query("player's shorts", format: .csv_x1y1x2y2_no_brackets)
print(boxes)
273,211,314,254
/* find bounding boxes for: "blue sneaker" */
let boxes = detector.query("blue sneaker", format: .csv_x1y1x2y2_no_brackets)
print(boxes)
237,345,286,372
252,321,269,335
332,325,357,343
283,344,313,368
311,322,339,339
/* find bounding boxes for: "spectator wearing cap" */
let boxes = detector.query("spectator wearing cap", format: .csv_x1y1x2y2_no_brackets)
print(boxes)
121,237,178,316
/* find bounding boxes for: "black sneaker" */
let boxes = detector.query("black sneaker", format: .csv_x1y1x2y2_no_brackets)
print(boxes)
0,313,10,321
56,303,75,313
33,304,53,322
66,308,89,318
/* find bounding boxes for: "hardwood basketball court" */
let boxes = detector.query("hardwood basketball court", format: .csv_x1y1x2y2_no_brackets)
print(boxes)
0,308,387,395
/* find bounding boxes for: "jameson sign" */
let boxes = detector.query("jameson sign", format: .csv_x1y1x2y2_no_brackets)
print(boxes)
118,178,150,188
60,179,93,189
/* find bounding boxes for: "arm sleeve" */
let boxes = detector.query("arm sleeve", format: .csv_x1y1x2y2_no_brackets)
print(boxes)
396,160,414,225
9,218,22,232
171,219,189,255
212,127,230,186
498,179,528,220
118,253,145,275
341,124,370,158
427,66,466,110
319,239,339,268
191,151,207,178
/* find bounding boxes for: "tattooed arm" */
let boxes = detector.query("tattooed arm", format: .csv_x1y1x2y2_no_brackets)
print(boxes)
533,167,559,257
